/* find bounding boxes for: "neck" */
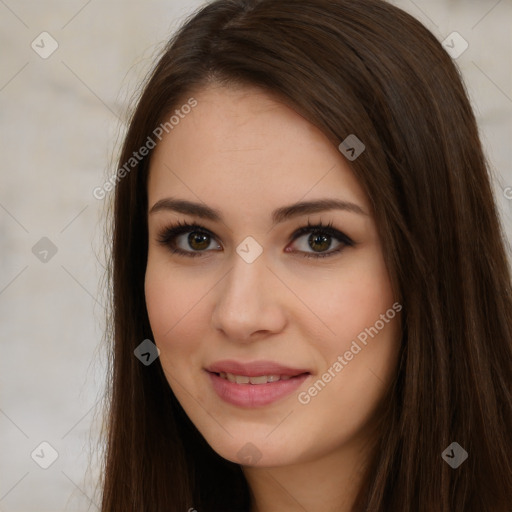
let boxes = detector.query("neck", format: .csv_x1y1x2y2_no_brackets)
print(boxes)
242,435,375,512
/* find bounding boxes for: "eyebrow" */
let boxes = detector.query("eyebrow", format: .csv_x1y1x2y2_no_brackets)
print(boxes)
149,197,368,225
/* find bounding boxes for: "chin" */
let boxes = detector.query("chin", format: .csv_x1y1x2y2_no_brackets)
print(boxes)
198,428,305,467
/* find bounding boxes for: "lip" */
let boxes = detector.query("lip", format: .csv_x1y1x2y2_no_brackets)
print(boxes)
205,360,311,407
205,359,310,377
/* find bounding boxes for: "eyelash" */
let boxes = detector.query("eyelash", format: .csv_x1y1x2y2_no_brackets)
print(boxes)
156,219,355,259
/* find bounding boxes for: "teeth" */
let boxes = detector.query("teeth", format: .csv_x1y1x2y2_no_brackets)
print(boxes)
249,375,270,384
219,372,287,384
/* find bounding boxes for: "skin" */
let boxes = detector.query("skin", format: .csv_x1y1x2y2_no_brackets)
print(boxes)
145,83,402,512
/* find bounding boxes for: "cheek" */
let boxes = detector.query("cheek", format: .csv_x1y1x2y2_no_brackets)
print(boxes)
297,251,396,353
294,250,401,422
144,263,206,364
330,314,400,431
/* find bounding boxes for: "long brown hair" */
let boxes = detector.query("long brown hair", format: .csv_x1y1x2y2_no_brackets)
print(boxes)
100,0,512,510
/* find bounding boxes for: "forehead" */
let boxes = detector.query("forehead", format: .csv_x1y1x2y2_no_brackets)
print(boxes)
147,85,369,217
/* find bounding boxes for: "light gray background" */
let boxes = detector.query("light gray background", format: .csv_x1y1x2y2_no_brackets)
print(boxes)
1,1,511,511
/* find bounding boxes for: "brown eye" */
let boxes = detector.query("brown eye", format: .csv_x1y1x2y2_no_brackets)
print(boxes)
287,221,354,259
188,232,211,251
157,220,354,259
157,222,221,258
307,233,332,253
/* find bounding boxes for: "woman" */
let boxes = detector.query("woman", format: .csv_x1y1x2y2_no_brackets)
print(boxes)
100,0,512,510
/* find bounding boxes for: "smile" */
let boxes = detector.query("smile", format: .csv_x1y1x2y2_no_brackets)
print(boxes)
207,371,309,407
216,372,292,384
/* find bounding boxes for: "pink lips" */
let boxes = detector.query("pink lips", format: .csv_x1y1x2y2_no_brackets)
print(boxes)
205,359,310,407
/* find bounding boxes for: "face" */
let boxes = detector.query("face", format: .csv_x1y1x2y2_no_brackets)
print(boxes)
145,84,401,468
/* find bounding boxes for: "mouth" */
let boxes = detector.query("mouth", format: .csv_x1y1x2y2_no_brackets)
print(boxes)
205,360,311,407
214,372,297,384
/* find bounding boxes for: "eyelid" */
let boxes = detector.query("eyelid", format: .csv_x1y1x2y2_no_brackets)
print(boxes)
289,219,353,244
286,220,354,259
156,221,220,258
155,219,355,258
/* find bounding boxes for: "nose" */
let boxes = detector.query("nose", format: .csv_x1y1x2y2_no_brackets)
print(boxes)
211,250,287,343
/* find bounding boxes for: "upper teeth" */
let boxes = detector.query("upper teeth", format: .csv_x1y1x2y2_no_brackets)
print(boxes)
219,372,292,384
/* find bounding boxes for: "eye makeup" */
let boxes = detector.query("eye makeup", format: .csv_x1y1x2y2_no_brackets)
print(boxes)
156,218,355,259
